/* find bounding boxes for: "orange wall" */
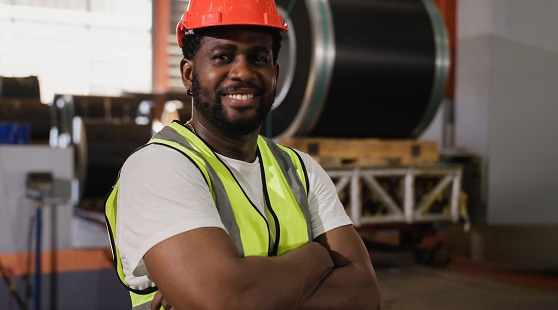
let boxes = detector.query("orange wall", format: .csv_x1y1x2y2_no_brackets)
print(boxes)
0,249,114,277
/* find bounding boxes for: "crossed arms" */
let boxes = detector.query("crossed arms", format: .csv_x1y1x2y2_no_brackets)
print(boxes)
144,224,381,310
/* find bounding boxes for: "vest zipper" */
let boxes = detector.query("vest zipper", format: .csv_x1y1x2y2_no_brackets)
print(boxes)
184,129,278,257
257,151,281,256
210,147,275,256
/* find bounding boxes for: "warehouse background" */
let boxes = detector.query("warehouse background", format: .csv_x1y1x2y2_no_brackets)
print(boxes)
1,0,558,309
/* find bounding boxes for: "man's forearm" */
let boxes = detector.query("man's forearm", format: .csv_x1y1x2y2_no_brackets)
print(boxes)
300,261,381,310
145,228,335,310
298,225,381,310
236,241,335,309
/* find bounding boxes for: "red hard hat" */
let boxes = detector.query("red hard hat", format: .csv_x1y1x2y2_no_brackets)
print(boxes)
176,0,288,48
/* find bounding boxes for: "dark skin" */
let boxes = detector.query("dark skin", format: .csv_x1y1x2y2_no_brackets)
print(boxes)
145,26,381,310
183,26,279,162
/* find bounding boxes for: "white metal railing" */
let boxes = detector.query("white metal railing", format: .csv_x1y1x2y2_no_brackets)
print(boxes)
327,165,468,229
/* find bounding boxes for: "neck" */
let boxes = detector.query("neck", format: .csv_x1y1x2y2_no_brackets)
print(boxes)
189,118,260,162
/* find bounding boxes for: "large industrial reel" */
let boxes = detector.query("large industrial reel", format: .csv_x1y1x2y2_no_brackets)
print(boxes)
265,0,449,139
79,121,152,200
50,95,153,204
50,93,192,204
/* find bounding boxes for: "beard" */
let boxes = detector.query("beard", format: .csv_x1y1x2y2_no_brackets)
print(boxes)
191,73,275,137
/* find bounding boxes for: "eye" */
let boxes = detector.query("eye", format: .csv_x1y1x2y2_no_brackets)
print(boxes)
213,54,233,63
253,55,270,64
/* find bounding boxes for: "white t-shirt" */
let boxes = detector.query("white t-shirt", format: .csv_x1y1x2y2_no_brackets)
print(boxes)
116,143,352,289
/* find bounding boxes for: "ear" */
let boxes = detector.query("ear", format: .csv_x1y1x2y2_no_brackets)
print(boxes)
274,63,280,85
180,58,194,90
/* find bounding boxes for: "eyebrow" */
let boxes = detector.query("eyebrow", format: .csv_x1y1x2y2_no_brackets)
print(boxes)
210,44,270,54
252,46,271,54
211,44,237,52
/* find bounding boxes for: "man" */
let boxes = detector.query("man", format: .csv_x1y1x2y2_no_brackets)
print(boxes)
105,0,381,309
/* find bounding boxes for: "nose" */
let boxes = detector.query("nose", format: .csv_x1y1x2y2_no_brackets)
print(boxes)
229,57,256,82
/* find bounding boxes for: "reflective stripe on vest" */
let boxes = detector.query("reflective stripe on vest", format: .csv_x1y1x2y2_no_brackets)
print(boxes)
131,293,155,310
105,121,311,308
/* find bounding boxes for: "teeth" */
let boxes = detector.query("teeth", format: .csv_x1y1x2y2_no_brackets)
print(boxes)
226,94,255,100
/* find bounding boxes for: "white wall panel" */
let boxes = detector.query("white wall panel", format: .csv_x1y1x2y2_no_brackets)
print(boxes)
0,1,152,102
456,0,558,224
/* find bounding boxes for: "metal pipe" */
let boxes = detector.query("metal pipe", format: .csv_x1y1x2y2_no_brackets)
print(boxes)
34,202,42,310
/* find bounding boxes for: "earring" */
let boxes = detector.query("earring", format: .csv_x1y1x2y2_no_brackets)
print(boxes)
187,89,193,96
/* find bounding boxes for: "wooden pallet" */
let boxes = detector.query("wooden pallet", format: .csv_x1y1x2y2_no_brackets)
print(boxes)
280,137,439,168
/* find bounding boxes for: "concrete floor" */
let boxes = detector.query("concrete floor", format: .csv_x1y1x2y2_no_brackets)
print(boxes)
370,245,558,310
66,214,558,309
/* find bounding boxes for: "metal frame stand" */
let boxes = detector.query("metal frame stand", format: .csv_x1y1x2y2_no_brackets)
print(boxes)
327,164,468,266
327,164,467,228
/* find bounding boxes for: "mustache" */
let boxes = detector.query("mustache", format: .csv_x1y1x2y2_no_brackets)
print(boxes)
218,82,262,94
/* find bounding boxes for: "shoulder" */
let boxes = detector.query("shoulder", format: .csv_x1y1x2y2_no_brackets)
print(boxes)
118,143,211,205
282,147,332,197
124,142,195,168
121,143,204,181
116,144,225,288
118,142,211,200
288,148,325,178
285,147,353,237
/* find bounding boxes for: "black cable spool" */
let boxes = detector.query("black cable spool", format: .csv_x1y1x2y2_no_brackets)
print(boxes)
50,95,153,204
0,98,51,142
264,0,449,139
81,121,152,200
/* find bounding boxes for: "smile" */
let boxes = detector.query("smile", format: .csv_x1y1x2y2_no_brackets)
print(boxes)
226,94,255,100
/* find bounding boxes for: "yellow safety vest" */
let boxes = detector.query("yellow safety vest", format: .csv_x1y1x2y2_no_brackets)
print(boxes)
105,121,312,309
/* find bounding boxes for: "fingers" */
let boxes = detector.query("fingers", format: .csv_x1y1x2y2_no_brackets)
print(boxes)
150,290,173,310
161,296,171,310
150,291,164,310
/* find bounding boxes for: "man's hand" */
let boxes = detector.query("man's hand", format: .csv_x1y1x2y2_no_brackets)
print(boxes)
150,290,173,310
